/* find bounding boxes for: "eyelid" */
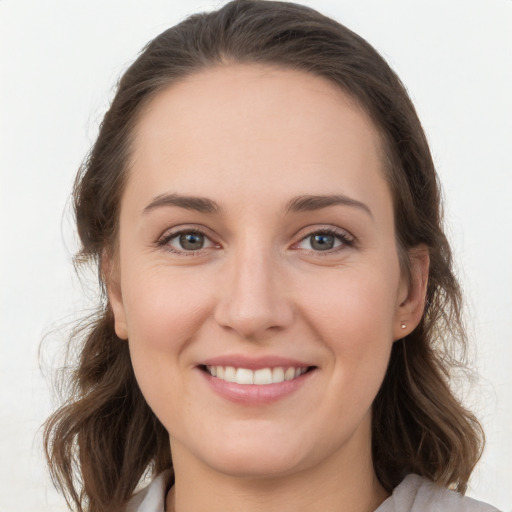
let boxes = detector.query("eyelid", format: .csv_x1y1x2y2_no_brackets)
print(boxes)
156,225,221,255
291,225,355,252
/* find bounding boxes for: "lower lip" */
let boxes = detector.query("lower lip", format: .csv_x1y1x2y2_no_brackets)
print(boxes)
199,368,315,405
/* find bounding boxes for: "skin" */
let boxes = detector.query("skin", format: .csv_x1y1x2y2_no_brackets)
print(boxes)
108,64,429,512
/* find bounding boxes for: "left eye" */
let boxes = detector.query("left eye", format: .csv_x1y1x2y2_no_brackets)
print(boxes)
296,232,346,251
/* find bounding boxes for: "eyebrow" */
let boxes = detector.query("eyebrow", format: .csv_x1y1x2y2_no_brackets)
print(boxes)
143,192,372,218
143,193,221,214
284,194,373,218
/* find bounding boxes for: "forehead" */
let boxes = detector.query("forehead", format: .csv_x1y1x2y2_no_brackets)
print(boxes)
126,64,391,218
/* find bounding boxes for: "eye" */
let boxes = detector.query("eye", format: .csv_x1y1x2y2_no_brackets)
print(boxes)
159,229,217,253
295,229,353,252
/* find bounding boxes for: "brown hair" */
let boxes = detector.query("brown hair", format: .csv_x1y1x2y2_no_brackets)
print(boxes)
44,1,484,511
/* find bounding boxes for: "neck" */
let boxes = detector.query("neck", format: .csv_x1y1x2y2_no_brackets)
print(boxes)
165,424,389,512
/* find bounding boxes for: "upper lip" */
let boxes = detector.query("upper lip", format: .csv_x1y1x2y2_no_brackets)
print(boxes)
199,355,315,370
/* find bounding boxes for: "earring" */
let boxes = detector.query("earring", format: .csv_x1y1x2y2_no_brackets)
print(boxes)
401,323,406,329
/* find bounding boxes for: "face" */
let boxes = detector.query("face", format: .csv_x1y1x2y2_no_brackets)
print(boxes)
109,64,425,480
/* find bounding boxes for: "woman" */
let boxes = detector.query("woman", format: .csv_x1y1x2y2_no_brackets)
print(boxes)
43,1,500,511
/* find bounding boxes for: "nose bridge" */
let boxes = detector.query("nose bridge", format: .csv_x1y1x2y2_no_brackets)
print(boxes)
214,234,293,338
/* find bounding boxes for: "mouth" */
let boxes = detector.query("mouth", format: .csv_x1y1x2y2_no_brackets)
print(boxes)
199,365,315,385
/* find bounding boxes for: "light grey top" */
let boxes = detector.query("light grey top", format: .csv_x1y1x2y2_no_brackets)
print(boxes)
374,474,500,512
126,472,500,512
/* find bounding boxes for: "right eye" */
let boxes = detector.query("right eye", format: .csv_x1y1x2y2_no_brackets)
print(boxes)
159,229,218,254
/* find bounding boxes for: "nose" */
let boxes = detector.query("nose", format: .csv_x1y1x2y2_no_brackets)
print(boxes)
214,246,294,340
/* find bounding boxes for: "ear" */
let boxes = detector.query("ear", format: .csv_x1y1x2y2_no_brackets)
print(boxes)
102,250,128,340
393,245,429,340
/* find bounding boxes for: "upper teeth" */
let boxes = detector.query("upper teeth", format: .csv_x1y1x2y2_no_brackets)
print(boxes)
206,366,308,385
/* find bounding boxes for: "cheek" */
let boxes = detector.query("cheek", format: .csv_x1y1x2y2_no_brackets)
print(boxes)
120,267,215,417
122,265,214,350
297,263,399,395
299,263,400,340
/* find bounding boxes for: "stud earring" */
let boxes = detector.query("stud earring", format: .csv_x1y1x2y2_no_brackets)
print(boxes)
401,323,406,329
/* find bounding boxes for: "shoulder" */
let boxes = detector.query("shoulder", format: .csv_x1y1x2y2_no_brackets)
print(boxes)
376,474,501,512
125,470,172,512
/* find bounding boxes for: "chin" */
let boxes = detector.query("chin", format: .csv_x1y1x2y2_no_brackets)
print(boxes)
182,430,309,479
206,450,304,479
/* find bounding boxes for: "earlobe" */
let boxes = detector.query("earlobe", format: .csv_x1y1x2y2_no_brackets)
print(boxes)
102,251,128,340
394,246,429,340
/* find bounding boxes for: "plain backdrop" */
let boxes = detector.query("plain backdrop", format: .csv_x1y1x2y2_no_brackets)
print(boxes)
1,1,511,511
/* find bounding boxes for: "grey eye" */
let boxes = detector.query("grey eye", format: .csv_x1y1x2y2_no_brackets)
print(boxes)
296,231,345,252
178,232,205,250
310,233,336,251
162,229,217,254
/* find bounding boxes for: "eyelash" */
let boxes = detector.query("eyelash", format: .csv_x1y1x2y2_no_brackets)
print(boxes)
156,227,217,256
156,226,355,256
294,227,355,255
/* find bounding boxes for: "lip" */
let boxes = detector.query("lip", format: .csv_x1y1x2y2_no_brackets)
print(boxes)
197,355,317,405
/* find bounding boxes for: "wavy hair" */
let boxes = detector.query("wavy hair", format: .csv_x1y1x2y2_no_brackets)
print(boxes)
44,1,484,511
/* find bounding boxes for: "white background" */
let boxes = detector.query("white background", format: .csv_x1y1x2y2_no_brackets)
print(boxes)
1,1,511,511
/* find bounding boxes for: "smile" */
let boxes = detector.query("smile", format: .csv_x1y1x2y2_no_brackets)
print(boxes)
204,365,310,385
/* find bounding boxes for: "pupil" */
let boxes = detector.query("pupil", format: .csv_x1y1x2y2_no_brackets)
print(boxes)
180,233,204,250
311,234,334,251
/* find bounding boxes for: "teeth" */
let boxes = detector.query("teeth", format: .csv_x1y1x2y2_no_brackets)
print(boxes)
236,368,254,385
224,366,236,382
272,367,285,383
205,365,308,385
254,368,272,385
284,367,296,381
